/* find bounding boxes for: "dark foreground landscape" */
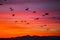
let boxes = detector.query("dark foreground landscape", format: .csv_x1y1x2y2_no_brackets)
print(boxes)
0,35,60,40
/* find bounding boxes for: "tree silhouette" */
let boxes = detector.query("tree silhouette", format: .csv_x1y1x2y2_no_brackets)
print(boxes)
0,35,60,40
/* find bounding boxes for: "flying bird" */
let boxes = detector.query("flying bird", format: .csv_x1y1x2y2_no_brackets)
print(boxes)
46,28,50,31
33,11,36,13
57,17,60,19
42,13,49,16
24,21,27,22
15,21,18,23
42,15,45,16
34,17,39,20
12,14,15,16
44,25,47,26
0,4,3,5
21,20,23,22
45,13,49,15
25,8,29,11
9,7,13,11
40,26,43,28
27,23,30,24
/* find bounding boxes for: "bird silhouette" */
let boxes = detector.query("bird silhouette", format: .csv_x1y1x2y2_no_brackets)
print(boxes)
25,8,29,11
15,21,18,23
40,26,43,28
33,11,36,13
42,15,45,16
42,13,49,16
44,25,47,26
24,21,27,22
12,14,15,16
57,17,60,19
27,23,30,24
46,28,49,31
0,3,3,5
34,17,39,20
21,20,23,22
45,13,49,15
9,7,13,11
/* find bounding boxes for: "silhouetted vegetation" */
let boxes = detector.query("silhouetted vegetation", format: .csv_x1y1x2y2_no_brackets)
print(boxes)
0,35,60,40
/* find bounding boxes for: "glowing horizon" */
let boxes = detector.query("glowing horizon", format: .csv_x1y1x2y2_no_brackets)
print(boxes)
0,0,60,38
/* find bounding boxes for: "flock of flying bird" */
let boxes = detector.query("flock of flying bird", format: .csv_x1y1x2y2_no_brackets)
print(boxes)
0,0,60,31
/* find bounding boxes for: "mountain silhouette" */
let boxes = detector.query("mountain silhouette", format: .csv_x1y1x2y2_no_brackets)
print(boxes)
0,35,60,40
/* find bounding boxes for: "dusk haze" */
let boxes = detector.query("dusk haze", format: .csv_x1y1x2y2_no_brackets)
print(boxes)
0,0,60,38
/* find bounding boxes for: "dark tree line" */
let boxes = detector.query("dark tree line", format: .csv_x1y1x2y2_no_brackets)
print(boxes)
0,35,60,40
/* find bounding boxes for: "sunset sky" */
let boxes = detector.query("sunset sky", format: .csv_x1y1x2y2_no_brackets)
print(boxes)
0,0,60,38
